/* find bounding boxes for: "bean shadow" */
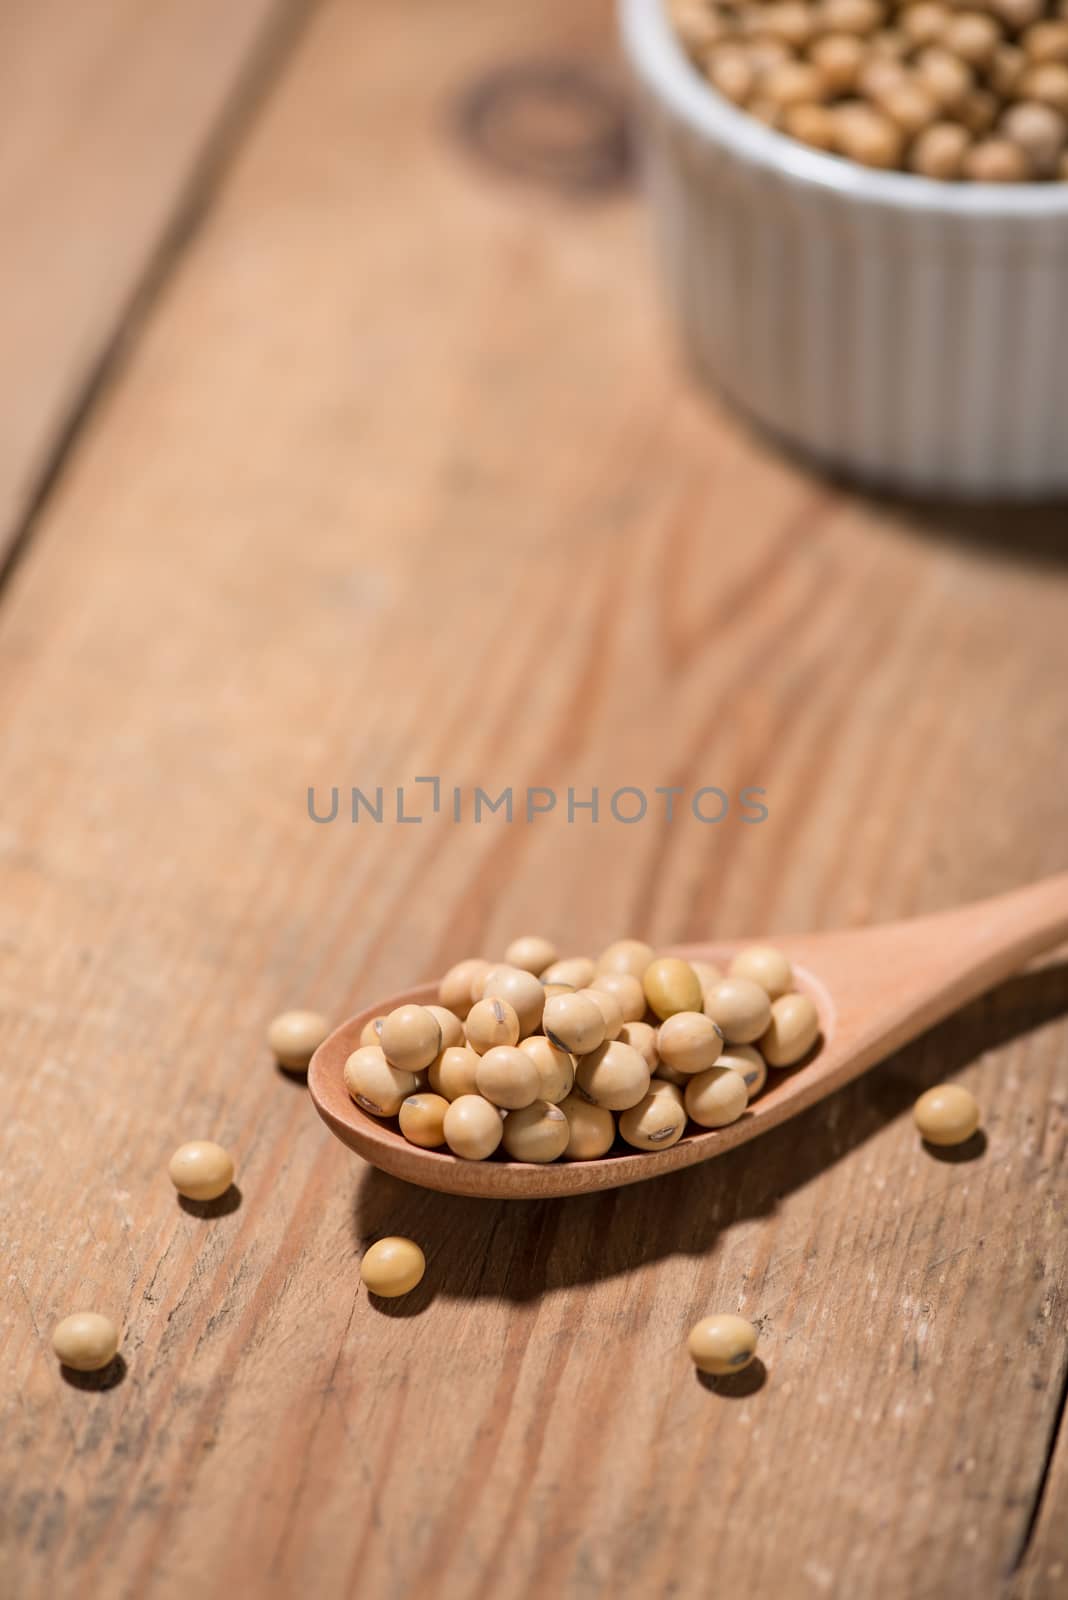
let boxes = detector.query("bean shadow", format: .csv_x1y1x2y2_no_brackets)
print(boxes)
922,1130,988,1164
697,1358,767,1398
352,962,1068,1303
365,1277,438,1319
275,1064,310,1089
179,1184,243,1219
60,1354,128,1392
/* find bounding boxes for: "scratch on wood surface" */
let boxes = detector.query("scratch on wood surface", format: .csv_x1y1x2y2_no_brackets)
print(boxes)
922,1238,986,1278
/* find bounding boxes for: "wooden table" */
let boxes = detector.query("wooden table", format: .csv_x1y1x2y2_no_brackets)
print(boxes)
3,2,1066,1596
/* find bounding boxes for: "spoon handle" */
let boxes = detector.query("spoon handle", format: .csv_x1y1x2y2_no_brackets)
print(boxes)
911,867,1068,1000
790,869,1068,1082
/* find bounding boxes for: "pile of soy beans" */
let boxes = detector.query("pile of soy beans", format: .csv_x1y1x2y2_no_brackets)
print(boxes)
343,937,821,1164
670,0,1068,179
49,957,987,1367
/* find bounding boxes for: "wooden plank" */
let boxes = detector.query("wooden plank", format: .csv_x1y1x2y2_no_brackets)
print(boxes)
0,0,300,570
2,0,1067,1596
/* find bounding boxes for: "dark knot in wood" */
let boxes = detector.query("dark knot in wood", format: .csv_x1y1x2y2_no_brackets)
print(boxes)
452,59,632,195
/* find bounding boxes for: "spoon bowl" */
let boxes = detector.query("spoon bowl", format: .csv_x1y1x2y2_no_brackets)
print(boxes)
308,874,1068,1198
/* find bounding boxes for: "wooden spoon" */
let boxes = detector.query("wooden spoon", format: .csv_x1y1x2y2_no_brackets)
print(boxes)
307,873,1068,1199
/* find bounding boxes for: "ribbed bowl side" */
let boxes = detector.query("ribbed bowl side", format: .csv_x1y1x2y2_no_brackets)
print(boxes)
625,1,1068,499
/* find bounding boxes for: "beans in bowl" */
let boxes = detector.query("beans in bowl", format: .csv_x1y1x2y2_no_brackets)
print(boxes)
668,0,1068,178
343,939,823,1164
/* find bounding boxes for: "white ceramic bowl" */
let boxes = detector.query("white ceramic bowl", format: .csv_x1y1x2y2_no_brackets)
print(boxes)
621,0,1068,498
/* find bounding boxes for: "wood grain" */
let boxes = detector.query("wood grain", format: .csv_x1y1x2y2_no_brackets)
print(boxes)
0,0,300,572
1,0,1067,1596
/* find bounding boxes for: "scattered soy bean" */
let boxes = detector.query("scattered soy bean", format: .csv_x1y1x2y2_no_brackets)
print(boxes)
52,1312,119,1372
687,1314,759,1375
268,1010,328,1071
914,1083,981,1144
502,1101,571,1162
168,1140,234,1202
360,1237,425,1297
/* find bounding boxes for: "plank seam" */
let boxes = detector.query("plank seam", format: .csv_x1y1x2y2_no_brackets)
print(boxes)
0,0,317,605
1010,1327,1068,1574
